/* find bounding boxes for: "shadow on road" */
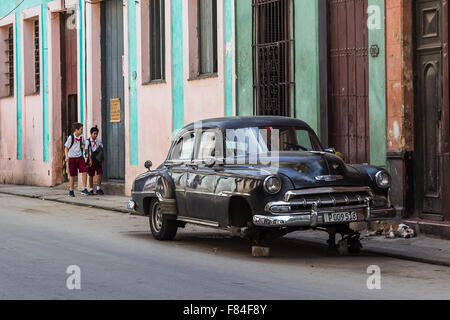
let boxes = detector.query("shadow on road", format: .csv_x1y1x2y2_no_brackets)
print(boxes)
122,228,380,264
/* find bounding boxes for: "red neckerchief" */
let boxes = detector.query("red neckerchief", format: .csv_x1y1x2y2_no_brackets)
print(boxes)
75,136,82,143
91,139,97,148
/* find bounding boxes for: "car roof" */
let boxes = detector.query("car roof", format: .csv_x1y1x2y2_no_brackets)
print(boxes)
178,116,313,137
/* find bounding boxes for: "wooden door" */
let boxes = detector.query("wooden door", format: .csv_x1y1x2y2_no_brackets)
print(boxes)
101,0,125,181
60,12,78,181
414,0,447,218
60,12,78,143
327,0,370,164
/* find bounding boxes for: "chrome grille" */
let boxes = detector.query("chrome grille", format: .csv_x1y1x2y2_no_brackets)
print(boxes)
284,187,373,211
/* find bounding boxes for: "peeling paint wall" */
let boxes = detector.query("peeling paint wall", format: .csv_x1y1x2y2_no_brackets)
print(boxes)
386,0,414,152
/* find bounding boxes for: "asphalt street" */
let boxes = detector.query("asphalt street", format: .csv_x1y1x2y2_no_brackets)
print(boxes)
0,193,449,299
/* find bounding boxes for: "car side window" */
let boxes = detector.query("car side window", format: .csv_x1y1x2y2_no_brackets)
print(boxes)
197,131,217,160
171,132,196,161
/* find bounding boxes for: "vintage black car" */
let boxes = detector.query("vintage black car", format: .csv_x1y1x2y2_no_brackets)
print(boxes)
128,116,395,254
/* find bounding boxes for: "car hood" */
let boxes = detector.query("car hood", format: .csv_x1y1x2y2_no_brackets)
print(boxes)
255,151,369,189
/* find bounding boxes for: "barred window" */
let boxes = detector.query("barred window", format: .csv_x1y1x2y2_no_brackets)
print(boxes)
150,0,165,81
34,19,40,92
7,26,14,96
252,0,294,117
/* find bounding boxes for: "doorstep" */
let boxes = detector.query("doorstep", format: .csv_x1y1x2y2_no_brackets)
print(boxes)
403,218,450,240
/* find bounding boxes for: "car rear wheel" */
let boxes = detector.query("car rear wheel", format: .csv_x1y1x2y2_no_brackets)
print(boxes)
149,199,178,241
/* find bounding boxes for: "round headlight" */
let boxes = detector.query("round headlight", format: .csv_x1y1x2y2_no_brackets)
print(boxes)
375,171,391,189
263,176,282,194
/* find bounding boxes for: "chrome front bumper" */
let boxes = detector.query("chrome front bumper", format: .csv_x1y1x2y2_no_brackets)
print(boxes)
253,207,395,228
253,188,396,228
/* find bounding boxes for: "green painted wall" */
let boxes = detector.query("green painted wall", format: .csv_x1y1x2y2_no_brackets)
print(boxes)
368,0,387,167
294,0,320,134
235,0,321,134
235,0,253,116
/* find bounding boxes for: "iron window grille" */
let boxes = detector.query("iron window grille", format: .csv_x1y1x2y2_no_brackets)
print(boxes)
150,0,165,81
6,26,14,97
34,19,40,93
252,0,295,117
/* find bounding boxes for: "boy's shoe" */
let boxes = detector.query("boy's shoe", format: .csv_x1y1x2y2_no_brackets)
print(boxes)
96,189,104,195
81,189,89,196
68,190,75,197
88,190,95,196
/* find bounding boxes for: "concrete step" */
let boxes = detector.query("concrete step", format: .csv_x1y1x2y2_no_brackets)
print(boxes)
101,182,125,196
53,181,125,196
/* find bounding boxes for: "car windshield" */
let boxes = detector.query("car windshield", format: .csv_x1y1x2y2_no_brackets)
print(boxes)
225,126,322,158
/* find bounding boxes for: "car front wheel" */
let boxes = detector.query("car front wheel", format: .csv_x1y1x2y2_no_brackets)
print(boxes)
149,199,178,241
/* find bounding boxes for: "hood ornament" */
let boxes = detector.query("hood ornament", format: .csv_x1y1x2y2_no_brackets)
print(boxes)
315,175,344,182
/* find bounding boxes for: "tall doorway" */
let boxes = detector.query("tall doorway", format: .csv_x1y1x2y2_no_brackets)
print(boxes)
101,0,125,181
252,0,294,117
60,12,78,181
413,0,448,219
327,0,370,164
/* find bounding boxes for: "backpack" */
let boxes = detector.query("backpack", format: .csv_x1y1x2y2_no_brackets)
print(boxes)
87,138,105,166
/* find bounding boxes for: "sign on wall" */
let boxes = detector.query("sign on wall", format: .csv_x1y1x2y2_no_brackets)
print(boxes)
110,98,121,123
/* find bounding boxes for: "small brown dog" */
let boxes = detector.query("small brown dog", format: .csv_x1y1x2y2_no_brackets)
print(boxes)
367,222,415,239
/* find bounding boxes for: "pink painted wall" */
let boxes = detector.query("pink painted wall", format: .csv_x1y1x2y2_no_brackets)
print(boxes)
124,0,175,194
0,97,17,183
0,6,57,187
182,0,226,125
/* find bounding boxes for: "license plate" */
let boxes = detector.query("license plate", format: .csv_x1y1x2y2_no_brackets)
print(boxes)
324,211,358,223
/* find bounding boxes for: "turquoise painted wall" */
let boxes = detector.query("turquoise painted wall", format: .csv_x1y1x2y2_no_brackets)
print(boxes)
78,0,84,127
224,0,233,117
0,0,52,162
128,0,138,166
15,13,23,160
41,3,49,162
368,0,387,167
171,0,184,136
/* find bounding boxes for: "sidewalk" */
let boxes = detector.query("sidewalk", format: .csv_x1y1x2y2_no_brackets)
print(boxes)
0,184,131,214
0,184,449,267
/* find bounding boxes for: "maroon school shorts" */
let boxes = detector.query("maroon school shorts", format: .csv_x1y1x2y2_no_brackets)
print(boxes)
68,157,88,177
88,163,103,177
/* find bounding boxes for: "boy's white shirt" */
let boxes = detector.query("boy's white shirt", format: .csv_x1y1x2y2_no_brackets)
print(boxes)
64,134,85,159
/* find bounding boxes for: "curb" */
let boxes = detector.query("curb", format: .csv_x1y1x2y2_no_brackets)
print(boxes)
1,190,448,267
291,235,450,268
0,190,142,216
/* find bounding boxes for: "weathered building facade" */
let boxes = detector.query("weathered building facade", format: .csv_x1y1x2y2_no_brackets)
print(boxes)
235,0,449,236
0,0,448,236
385,0,450,237
0,0,236,194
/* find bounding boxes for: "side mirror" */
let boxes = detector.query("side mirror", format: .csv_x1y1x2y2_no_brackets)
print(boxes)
325,148,336,154
144,160,153,171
